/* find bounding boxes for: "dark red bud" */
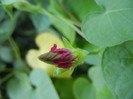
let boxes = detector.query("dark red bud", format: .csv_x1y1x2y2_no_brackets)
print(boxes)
39,44,77,69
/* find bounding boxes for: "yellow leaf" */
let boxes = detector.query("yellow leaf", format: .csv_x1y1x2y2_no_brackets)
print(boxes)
26,33,70,78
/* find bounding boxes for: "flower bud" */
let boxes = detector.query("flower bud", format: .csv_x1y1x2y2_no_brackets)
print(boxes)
39,44,77,69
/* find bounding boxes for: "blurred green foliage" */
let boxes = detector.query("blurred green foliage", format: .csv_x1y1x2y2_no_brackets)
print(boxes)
0,0,133,99
7,69,59,99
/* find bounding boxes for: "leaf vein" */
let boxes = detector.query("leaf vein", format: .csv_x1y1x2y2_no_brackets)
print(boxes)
108,8,133,14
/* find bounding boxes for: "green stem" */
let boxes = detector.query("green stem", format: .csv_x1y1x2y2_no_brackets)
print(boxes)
0,71,14,85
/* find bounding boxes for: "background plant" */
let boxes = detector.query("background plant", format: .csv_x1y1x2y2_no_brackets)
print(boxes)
0,0,133,99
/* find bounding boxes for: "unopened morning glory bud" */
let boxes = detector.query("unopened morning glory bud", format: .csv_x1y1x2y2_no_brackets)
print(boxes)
39,44,78,69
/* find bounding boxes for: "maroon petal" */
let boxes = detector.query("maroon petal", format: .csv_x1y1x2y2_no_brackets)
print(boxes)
50,44,57,52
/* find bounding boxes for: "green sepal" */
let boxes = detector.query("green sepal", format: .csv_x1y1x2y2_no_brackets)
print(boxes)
68,48,89,75
73,48,89,64
53,68,69,77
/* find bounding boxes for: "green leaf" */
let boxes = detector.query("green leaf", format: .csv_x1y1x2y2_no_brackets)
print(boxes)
63,37,73,49
14,1,40,12
30,13,51,33
0,0,14,18
28,0,50,9
82,0,133,46
4,5,13,18
48,0,67,18
43,27,62,37
85,48,104,66
0,12,20,42
64,0,102,21
75,38,102,65
48,0,76,43
54,79,74,99
102,40,133,99
73,77,96,99
85,55,101,66
88,66,114,99
52,18,76,44
95,0,105,6
0,0,18,5
0,6,5,21
89,66,106,92
96,87,114,99
75,38,101,52
7,69,59,99
0,46,13,63
124,40,133,53
37,0,49,8
0,0,40,13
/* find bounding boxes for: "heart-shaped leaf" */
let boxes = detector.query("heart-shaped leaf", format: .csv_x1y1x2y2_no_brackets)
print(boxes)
82,0,133,46
102,41,133,98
